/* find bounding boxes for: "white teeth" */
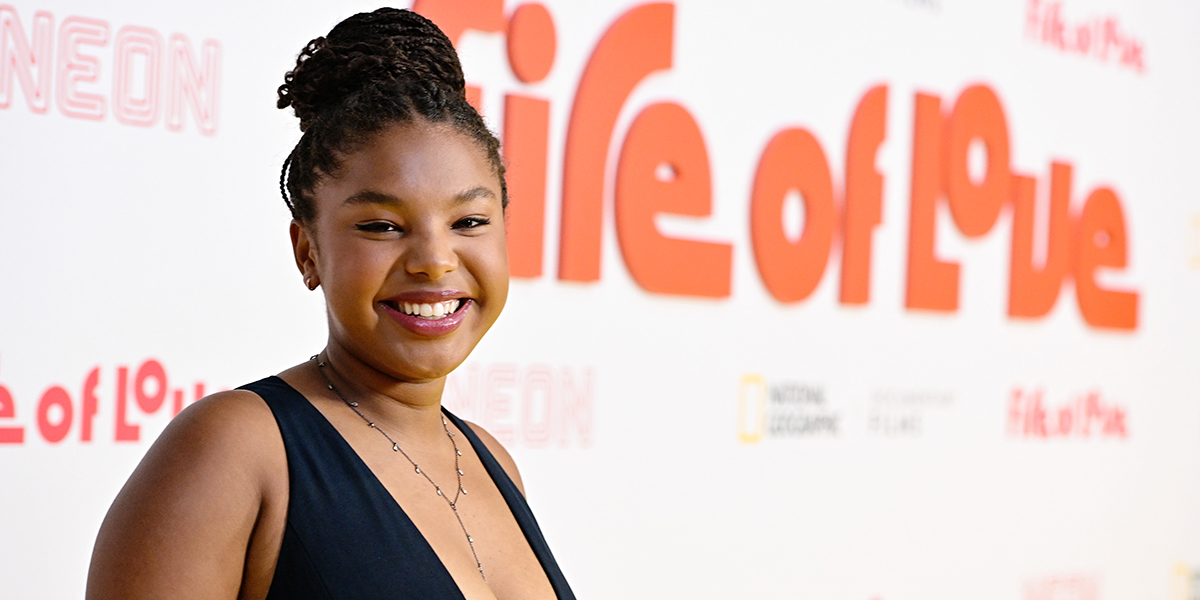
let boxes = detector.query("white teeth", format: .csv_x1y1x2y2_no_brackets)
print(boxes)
400,299,462,319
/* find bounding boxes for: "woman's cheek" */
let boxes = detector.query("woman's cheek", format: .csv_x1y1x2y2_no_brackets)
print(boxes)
336,239,395,276
487,238,511,309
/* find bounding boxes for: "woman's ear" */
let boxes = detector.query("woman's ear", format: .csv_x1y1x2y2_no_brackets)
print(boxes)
291,220,320,290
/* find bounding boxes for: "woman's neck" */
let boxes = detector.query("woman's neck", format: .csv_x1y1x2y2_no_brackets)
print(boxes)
318,340,450,443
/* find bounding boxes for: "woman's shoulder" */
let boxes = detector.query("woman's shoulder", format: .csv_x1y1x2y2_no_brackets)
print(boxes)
175,384,282,441
168,383,282,453
87,381,290,599
123,380,290,502
178,372,315,438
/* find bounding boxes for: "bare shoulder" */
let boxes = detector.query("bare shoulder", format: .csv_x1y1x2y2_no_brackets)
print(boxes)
460,419,526,496
166,389,283,458
141,389,286,484
87,389,286,600
107,388,285,503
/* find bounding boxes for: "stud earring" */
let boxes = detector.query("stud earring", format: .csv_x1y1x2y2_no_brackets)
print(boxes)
305,277,317,290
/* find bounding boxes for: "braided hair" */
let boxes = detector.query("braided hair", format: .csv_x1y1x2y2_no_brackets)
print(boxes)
277,8,506,224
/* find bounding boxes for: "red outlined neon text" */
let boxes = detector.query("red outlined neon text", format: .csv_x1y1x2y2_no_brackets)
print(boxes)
0,4,220,134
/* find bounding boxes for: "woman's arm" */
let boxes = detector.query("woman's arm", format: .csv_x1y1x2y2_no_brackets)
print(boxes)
86,391,287,600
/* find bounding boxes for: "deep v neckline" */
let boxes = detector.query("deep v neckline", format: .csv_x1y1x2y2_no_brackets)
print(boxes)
294,385,471,598
261,376,569,600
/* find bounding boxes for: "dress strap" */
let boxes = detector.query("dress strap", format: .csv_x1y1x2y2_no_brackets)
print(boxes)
443,409,577,600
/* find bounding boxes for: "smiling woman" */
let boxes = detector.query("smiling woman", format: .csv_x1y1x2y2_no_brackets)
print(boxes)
85,8,574,600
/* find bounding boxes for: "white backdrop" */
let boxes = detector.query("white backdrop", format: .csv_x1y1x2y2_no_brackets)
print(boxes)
2,0,1199,599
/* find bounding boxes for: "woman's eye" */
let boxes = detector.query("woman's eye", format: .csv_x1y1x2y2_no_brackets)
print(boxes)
453,216,491,230
356,221,401,234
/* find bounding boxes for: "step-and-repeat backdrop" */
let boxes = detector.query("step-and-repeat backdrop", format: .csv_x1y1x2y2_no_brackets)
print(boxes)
2,0,1198,598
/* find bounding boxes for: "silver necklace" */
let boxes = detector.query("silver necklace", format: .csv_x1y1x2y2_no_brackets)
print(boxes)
312,354,485,580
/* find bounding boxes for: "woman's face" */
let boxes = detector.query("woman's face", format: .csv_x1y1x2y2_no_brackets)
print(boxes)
295,121,508,382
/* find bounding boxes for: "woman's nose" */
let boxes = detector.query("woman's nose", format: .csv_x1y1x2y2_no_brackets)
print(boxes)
404,228,458,280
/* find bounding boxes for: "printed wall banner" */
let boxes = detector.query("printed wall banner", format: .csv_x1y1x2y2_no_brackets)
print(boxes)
2,1,1198,599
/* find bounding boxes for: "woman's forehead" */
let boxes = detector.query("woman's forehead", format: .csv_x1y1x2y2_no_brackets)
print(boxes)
319,122,501,205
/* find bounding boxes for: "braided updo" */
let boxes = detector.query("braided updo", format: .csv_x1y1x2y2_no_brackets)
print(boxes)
277,8,506,223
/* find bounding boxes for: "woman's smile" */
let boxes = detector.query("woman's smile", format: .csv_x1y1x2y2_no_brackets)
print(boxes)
379,292,475,337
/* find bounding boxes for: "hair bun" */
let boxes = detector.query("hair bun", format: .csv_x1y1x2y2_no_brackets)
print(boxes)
277,8,465,131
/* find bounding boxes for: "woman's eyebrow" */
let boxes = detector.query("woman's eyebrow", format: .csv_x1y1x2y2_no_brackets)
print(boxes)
342,187,497,207
342,189,400,207
454,186,497,203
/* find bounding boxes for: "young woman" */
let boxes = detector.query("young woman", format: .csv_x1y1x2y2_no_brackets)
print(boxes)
86,8,574,600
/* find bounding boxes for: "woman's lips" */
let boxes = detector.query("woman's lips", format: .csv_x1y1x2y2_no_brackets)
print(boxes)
380,298,472,337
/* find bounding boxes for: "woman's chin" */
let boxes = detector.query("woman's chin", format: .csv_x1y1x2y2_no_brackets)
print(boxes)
378,345,476,383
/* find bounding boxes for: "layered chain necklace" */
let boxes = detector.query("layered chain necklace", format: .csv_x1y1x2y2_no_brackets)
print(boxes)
312,354,486,580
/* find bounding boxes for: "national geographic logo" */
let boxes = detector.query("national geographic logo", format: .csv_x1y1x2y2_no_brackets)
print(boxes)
737,375,839,443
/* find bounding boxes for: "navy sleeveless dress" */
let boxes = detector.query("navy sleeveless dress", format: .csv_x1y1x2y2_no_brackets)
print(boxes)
240,376,575,600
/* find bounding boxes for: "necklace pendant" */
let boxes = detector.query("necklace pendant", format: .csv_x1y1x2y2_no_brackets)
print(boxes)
414,466,421,473
393,443,400,452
